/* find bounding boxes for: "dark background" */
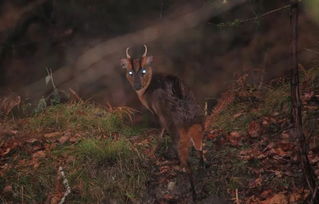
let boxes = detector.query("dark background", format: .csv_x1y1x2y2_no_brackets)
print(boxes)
0,0,318,109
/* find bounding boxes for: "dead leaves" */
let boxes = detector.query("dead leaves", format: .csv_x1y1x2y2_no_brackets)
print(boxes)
0,130,81,176
260,193,287,204
44,131,80,144
32,150,46,159
248,121,262,138
44,132,61,138
0,138,21,157
247,189,310,204
226,131,243,146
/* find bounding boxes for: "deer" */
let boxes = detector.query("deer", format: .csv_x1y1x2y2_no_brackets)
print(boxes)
120,45,205,170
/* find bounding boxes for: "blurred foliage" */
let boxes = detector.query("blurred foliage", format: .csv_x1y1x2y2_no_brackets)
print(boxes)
305,0,319,24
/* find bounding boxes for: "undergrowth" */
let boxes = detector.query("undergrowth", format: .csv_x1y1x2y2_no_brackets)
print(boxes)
204,66,319,201
26,103,138,136
1,102,152,203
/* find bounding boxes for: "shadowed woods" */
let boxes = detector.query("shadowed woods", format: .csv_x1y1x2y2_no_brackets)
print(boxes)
1,0,319,203
16,0,247,104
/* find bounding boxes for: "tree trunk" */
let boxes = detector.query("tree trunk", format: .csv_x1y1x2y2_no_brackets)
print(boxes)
290,1,318,202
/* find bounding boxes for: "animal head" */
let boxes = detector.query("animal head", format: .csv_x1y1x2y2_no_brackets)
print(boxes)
120,45,153,92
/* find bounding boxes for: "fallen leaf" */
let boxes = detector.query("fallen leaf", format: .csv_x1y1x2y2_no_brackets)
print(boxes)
308,151,319,164
32,145,43,152
278,142,294,152
272,170,283,178
248,121,262,138
304,91,314,101
32,150,46,159
69,136,79,143
58,135,70,144
246,195,261,204
289,188,310,203
260,189,273,199
249,177,262,188
44,132,61,138
239,148,265,160
44,143,56,151
26,138,39,143
271,147,289,157
227,131,242,146
66,155,75,162
30,159,40,169
280,131,291,139
207,129,223,140
233,112,243,119
163,194,174,200
0,139,20,157
1,147,11,156
260,193,288,204
3,185,13,193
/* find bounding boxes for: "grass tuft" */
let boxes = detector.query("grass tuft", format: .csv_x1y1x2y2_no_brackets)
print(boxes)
26,103,138,136
75,138,133,165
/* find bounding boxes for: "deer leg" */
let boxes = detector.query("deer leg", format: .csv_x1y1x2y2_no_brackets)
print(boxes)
188,124,207,167
159,128,165,138
177,127,197,201
177,128,191,169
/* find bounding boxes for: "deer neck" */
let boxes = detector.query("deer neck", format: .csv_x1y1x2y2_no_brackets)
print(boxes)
136,73,152,111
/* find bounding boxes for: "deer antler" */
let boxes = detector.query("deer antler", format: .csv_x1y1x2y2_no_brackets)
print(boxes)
142,44,148,57
126,47,131,59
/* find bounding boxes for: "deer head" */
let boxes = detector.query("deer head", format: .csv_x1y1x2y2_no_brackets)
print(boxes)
120,45,153,93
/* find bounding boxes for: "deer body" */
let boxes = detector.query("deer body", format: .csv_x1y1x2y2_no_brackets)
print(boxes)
121,45,205,167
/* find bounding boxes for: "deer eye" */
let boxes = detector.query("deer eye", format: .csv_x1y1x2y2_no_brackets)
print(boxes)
142,69,147,74
128,71,133,76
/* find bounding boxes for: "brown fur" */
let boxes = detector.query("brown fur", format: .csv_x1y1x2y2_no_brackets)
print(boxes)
177,124,204,167
121,50,205,168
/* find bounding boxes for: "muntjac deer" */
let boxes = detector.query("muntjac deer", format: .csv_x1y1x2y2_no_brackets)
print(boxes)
120,45,205,169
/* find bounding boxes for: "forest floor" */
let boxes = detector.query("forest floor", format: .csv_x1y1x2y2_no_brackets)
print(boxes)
1,66,319,204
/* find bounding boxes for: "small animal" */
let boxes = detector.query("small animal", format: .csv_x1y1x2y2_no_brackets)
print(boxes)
120,45,205,169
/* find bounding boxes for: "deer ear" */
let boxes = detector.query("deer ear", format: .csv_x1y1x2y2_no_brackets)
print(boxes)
120,58,130,69
144,56,153,65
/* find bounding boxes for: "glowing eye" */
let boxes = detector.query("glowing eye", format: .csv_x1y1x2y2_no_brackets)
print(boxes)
142,69,147,74
128,71,133,76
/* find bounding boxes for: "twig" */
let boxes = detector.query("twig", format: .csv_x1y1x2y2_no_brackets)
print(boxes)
310,186,319,204
69,88,83,103
58,166,71,204
235,188,240,204
238,4,291,24
210,2,303,27
258,52,268,90
21,186,24,204
204,101,208,116
304,48,319,56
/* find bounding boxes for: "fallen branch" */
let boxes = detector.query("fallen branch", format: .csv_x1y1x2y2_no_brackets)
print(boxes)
58,166,71,204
